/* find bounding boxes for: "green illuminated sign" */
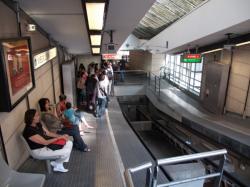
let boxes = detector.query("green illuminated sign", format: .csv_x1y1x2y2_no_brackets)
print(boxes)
181,54,202,63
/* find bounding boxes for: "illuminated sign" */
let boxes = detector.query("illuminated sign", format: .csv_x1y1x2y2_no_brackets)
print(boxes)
181,54,202,63
33,47,57,69
102,53,121,60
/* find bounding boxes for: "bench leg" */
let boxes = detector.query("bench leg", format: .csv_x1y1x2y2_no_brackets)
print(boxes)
46,160,52,174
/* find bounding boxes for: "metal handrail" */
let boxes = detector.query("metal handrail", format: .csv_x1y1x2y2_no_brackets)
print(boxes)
129,162,152,173
124,162,153,187
157,149,227,165
153,149,227,187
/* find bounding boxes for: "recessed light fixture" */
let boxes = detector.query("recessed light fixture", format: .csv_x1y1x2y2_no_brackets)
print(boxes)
90,35,102,46
92,47,100,54
86,3,105,30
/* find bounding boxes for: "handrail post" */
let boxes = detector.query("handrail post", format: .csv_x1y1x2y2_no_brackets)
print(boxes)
145,168,152,187
154,76,157,92
151,166,158,187
213,155,226,187
148,72,151,86
158,77,161,98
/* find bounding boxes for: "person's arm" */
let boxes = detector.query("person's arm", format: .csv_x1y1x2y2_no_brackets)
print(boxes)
42,124,69,140
56,103,62,118
29,134,62,145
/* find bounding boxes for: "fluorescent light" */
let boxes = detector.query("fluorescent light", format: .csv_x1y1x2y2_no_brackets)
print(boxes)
92,47,100,54
90,35,102,46
236,41,250,47
86,3,105,30
201,48,223,55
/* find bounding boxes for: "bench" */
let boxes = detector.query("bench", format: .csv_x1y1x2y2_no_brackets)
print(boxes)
0,154,45,187
20,135,61,174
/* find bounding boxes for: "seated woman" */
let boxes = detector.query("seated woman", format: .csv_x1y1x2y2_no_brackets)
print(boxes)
23,109,72,173
39,98,62,133
39,98,90,152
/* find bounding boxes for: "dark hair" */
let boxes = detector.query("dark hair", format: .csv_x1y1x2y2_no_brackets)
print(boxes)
24,109,37,125
39,98,49,112
59,94,67,101
66,102,72,109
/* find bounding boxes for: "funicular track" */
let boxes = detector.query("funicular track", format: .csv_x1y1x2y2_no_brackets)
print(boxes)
118,98,249,187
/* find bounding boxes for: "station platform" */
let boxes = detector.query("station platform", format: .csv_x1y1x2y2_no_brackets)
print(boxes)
18,98,167,187
146,80,250,159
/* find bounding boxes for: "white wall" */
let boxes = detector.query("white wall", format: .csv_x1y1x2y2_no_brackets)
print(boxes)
151,54,165,75
146,0,250,52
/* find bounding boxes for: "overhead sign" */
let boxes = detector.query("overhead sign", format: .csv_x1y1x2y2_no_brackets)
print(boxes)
181,54,202,63
102,53,122,60
33,47,57,69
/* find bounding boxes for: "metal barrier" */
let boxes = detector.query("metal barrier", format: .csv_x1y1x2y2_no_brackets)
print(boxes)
124,162,153,187
124,149,227,187
148,72,161,97
113,70,148,85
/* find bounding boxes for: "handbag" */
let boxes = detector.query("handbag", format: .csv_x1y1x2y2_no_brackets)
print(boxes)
47,138,66,150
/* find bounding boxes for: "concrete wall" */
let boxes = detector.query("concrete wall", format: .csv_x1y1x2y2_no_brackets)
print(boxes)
200,45,250,117
225,44,250,116
129,50,152,71
151,54,165,75
0,2,62,168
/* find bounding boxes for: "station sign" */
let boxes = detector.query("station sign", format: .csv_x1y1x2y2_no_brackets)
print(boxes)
33,47,57,69
102,53,121,60
181,54,202,63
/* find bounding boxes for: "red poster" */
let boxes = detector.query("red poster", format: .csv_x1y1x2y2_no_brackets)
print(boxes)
4,41,31,95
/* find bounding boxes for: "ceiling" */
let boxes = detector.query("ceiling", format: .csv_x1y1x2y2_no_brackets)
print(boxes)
18,0,155,55
133,0,206,39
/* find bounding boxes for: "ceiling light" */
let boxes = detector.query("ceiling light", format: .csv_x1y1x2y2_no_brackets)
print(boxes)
201,48,223,55
90,35,102,46
86,3,105,30
92,47,100,54
235,41,250,47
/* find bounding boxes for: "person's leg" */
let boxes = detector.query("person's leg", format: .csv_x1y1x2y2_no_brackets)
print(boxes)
32,141,73,172
71,126,88,151
96,98,102,117
100,97,107,116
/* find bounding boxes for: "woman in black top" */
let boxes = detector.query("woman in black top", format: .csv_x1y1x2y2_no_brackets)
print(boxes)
23,109,73,173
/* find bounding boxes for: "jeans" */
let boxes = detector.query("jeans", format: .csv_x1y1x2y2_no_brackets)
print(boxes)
120,69,125,82
59,126,87,151
96,97,107,117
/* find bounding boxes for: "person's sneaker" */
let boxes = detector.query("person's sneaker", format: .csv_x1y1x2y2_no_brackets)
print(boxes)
50,161,56,167
53,166,69,173
83,148,91,152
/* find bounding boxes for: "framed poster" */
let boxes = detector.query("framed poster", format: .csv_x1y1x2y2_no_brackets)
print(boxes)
0,37,35,112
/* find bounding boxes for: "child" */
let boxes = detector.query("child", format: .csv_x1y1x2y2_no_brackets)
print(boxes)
64,102,81,126
64,102,94,130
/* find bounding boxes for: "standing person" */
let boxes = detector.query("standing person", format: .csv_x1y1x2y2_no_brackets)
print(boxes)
106,61,114,95
76,71,87,107
23,109,72,172
96,73,108,117
119,56,127,82
85,75,98,112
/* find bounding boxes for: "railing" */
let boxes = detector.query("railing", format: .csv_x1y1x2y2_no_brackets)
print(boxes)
148,72,161,98
124,149,227,187
124,162,153,187
113,70,148,85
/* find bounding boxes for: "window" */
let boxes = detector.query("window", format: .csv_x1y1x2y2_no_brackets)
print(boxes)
165,54,203,96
